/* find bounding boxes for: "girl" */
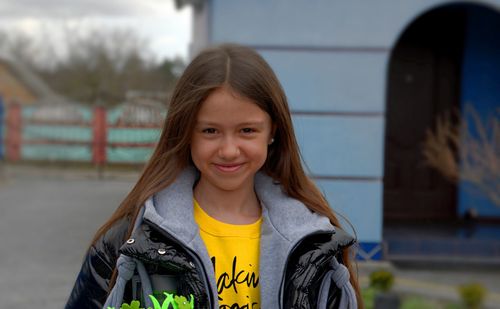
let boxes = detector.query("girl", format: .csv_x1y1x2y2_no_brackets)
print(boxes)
66,44,361,309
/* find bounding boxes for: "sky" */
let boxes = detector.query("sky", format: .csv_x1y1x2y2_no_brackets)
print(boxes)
0,0,192,62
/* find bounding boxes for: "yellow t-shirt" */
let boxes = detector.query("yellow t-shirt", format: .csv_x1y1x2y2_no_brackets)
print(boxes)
193,199,261,309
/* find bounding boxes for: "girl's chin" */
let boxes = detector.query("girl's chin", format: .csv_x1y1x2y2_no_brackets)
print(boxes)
198,174,255,193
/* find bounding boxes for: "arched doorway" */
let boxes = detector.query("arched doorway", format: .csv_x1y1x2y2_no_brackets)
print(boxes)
383,3,500,260
384,5,466,222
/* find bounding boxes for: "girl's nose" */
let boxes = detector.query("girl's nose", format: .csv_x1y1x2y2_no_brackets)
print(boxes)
218,138,240,160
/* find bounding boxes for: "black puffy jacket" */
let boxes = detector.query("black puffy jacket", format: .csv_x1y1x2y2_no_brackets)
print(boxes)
66,169,357,308
65,219,355,308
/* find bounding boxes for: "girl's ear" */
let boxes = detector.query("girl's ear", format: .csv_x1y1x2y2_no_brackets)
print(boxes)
269,124,277,144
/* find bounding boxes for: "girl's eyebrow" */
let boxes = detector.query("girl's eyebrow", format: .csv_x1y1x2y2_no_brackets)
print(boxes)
196,120,267,127
239,121,266,127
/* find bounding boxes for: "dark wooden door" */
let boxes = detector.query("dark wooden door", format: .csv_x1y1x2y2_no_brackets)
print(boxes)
384,8,465,221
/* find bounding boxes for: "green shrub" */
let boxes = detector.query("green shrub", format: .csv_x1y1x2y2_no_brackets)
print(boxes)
458,283,487,309
401,296,439,309
361,287,376,309
369,269,395,292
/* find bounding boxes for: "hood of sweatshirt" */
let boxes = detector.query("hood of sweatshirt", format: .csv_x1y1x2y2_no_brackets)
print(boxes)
142,166,346,308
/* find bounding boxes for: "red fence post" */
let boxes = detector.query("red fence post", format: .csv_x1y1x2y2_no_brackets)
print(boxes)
92,106,107,165
5,102,22,161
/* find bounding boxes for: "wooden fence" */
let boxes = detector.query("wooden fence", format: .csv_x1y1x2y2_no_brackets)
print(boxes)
0,101,166,164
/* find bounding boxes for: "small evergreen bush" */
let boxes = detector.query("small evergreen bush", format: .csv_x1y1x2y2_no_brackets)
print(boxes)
369,269,395,292
458,283,487,309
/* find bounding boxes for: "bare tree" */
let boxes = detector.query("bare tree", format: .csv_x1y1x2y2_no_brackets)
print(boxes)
422,104,500,207
42,28,172,106
0,27,182,107
0,30,38,69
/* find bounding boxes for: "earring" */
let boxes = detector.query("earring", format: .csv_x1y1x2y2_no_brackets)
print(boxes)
269,138,275,145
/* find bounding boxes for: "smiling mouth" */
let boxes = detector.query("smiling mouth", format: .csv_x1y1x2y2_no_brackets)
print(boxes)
213,163,244,172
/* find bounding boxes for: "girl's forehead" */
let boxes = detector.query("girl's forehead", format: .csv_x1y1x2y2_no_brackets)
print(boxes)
196,87,270,120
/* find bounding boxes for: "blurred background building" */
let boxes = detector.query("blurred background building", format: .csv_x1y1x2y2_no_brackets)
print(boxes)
0,58,62,105
181,0,500,264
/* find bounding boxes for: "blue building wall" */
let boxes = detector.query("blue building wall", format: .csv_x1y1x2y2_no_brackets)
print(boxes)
259,51,386,113
459,6,500,217
192,0,500,259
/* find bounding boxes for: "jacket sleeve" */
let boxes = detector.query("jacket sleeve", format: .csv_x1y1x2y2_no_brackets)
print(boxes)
65,218,130,309
283,231,356,308
65,245,115,309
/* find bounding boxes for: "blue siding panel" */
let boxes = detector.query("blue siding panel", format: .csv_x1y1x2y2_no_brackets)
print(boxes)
293,115,384,177
261,50,387,113
317,179,383,243
210,0,470,48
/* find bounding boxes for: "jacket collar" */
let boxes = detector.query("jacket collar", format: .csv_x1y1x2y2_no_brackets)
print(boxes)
143,166,199,247
142,166,341,247
141,166,355,308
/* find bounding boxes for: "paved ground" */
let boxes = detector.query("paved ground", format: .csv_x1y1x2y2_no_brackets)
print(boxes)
0,164,135,308
1,163,499,308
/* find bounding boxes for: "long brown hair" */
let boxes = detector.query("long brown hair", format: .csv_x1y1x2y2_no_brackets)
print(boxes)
93,43,362,305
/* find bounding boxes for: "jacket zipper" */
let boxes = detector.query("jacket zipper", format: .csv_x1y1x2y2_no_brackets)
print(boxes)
143,218,215,309
278,231,333,309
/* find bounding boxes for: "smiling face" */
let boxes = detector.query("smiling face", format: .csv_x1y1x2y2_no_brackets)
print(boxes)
190,87,274,194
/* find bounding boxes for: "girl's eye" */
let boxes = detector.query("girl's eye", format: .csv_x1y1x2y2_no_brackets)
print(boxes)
241,128,255,134
202,128,217,134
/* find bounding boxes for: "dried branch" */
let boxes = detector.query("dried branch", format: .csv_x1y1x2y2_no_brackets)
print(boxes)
422,104,500,207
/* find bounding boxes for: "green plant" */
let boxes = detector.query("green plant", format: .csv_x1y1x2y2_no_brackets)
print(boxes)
106,292,194,309
149,292,194,309
107,300,144,309
458,283,487,309
361,287,376,309
369,269,395,292
121,300,143,309
401,296,439,309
